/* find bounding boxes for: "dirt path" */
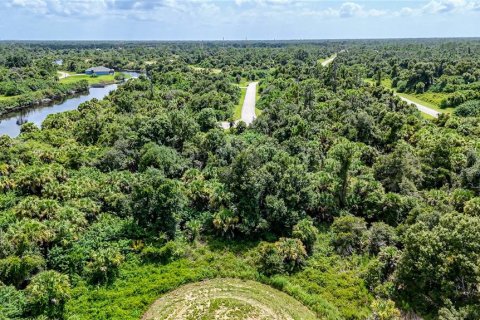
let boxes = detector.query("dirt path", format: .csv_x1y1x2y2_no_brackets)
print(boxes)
141,278,317,320
220,82,258,129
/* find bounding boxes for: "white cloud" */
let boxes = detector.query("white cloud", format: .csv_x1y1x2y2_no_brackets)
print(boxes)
6,0,480,22
235,0,293,5
339,2,362,18
400,0,480,16
6,0,221,20
315,2,387,19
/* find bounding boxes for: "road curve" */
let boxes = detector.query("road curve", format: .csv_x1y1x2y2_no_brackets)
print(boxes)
220,81,258,129
321,54,337,67
397,95,440,118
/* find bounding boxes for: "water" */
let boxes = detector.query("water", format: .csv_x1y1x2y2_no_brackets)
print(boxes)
0,72,140,137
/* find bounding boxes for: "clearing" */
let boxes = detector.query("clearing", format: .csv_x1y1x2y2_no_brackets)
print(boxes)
59,72,130,85
141,278,317,320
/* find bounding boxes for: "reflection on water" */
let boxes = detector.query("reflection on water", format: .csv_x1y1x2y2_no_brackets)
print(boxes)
0,72,140,137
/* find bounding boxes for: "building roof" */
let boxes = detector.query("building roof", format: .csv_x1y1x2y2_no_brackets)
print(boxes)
85,66,114,73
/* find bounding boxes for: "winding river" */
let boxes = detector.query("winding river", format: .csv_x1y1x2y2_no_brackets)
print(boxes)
0,72,140,137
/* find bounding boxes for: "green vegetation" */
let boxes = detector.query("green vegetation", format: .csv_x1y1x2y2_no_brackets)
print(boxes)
59,72,130,85
366,77,455,115
233,86,247,120
1,39,480,320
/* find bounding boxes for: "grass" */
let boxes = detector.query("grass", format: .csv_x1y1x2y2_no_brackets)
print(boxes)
233,87,247,120
255,82,262,116
59,72,130,85
233,81,262,120
142,278,317,320
190,65,222,74
238,78,249,87
65,231,374,320
396,91,454,114
364,78,454,115
0,95,14,101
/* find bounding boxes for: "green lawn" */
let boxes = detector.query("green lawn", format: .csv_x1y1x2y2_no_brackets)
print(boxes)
59,72,130,85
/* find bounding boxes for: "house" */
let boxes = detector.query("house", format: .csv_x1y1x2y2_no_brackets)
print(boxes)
85,66,114,76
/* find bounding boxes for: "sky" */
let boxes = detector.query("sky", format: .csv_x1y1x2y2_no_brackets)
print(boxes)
1,0,479,40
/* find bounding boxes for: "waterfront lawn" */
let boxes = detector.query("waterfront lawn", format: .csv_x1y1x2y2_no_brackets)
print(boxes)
60,72,130,85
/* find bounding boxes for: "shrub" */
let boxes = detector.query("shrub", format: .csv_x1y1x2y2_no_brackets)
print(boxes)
369,299,401,320
292,218,317,255
0,284,26,319
454,100,480,117
256,242,285,276
0,254,45,287
275,238,307,273
256,238,307,275
331,215,367,256
365,222,397,255
84,247,124,284
140,241,185,264
463,197,480,217
25,270,71,319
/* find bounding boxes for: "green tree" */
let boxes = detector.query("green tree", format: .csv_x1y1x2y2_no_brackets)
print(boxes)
292,218,317,255
330,215,367,256
396,212,480,313
131,169,186,238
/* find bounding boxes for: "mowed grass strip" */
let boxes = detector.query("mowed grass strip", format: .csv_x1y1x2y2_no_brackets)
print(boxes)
234,87,247,120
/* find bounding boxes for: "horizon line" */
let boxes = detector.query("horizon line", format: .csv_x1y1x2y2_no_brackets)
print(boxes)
1,36,480,42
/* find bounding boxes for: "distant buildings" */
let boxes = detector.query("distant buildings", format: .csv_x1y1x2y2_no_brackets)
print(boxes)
54,59,63,66
85,66,114,76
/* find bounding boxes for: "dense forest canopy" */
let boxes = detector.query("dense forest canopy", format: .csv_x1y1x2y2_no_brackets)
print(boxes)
1,39,480,319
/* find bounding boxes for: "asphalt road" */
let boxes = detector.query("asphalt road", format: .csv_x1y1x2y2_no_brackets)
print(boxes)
220,81,258,129
397,95,441,118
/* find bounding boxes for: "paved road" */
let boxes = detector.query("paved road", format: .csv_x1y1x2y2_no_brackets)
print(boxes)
321,54,337,67
220,82,258,129
397,95,440,118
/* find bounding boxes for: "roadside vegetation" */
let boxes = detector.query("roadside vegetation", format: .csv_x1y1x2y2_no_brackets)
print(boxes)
1,39,480,320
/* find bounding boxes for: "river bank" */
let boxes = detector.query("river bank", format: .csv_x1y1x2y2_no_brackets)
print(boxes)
0,72,140,137
0,71,142,117
0,81,89,117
